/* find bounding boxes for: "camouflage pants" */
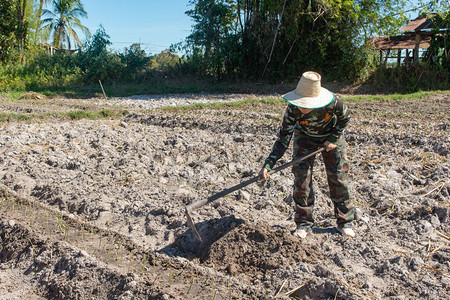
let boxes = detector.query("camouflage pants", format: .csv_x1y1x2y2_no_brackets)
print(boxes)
292,133,354,228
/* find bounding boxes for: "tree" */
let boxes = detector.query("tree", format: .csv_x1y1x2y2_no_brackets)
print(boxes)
41,0,90,49
184,0,410,80
34,0,52,44
152,49,180,71
0,0,33,63
78,26,124,83
185,0,236,77
421,1,450,70
0,0,17,62
17,0,29,63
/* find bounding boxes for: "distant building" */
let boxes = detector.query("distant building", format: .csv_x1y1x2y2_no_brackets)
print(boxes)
368,16,436,66
40,43,79,55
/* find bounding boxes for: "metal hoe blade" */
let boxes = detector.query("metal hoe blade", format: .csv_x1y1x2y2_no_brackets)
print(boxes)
185,207,202,242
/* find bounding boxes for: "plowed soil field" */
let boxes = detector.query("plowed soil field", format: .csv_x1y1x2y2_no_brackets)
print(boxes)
0,91,449,299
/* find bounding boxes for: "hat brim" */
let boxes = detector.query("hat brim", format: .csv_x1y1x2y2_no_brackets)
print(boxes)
282,87,334,109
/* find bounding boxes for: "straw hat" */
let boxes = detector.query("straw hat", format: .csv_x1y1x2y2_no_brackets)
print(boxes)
282,71,334,109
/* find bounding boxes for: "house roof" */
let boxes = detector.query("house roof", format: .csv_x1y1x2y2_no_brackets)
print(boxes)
400,16,434,32
368,35,432,50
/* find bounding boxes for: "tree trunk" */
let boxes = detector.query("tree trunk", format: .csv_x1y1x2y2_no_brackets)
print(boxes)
58,25,64,48
237,0,244,34
17,0,27,64
35,0,44,45
262,0,287,77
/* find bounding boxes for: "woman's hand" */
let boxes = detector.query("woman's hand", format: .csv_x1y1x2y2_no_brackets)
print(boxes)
324,141,337,152
258,168,270,181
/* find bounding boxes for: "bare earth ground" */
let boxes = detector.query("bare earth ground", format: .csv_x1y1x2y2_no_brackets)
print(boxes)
0,91,449,299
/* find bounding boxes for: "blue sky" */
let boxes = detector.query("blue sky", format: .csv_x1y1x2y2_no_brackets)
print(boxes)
59,0,424,55
80,0,194,54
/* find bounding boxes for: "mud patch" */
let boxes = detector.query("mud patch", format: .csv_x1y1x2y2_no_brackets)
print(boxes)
201,222,323,276
171,215,245,257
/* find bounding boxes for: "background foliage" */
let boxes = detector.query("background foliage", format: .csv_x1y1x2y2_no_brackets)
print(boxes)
0,0,448,94
180,0,412,81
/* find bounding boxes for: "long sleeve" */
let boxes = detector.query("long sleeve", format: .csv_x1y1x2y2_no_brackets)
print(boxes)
326,98,350,143
263,105,296,170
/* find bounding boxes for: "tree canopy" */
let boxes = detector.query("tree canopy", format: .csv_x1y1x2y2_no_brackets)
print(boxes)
41,0,90,49
0,0,90,64
0,0,17,62
182,0,436,80
0,0,447,88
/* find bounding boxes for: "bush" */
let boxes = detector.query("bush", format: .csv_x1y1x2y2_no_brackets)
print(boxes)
368,65,449,93
77,26,124,84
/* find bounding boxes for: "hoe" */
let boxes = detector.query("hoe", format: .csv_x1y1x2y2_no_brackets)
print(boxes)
185,147,326,242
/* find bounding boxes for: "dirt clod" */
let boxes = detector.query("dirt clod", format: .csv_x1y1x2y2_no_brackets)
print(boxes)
201,222,324,276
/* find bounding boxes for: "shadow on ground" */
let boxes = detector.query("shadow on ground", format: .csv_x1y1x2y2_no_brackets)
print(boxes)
162,215,245,259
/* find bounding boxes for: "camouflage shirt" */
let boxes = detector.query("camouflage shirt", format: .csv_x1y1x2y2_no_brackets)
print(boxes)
263,96,350,170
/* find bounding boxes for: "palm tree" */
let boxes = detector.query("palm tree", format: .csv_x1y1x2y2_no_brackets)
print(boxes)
35,0,51,45
41,0,90,49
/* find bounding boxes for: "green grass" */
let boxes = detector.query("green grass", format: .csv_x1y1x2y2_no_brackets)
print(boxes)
1,81,237,99
0,91,25,100
1,87,448,119
0,109,129,123
0,113,31,122
345,90,450,102
66,109,125,120
157,90,450,112
2,77,448,101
